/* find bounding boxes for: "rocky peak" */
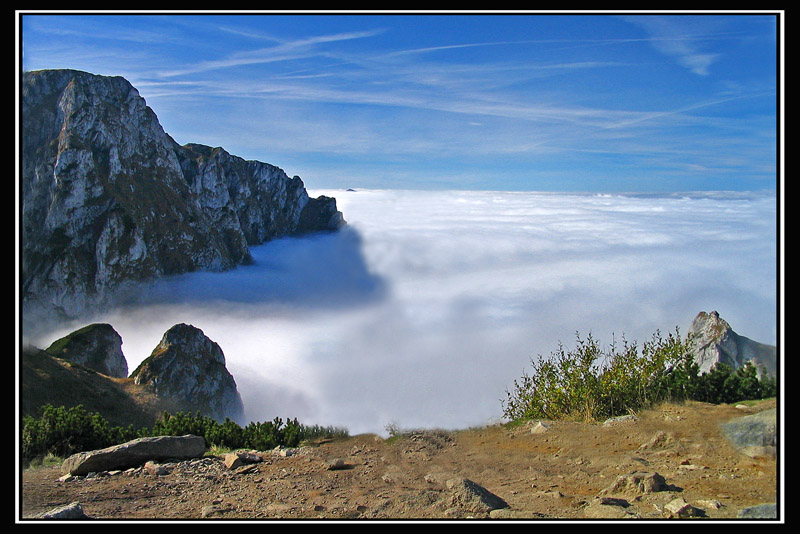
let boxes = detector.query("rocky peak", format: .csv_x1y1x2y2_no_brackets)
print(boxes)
21,69,345,323
130,323,244,423
44,323,128,378
686,311,776,377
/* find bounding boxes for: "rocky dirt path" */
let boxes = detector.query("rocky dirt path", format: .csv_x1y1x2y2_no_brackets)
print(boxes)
20,399,778,521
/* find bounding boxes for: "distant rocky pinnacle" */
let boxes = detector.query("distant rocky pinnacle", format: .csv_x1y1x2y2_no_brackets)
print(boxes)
130,323,244,423
686,311,776,377
22,69,345,320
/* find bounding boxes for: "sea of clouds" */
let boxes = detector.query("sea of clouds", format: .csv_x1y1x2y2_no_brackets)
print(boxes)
25,189,779,436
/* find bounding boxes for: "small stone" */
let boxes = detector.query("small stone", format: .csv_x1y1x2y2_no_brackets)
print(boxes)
664,497,699,518
326,458,348,470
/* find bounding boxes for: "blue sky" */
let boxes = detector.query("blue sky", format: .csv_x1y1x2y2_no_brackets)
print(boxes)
19,12,780,192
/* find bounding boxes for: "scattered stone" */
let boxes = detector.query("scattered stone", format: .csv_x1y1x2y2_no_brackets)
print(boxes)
603,414,638,426
223,451,263,469
326,458,348,470
31,502,89,519
600,471,670,496
582,497,636,519
697,499,723,510
529,421,552,435
664,497,700,518
62,434,206,476
445,477,508,514
144,461,168,476
489,509,549,519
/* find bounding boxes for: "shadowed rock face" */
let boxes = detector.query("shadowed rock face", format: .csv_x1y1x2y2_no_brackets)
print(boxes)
21,69,344,321
131,323,244,423
686,311,776,377
44,323,128,378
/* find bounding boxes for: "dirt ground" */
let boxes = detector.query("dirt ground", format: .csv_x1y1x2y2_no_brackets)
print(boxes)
19,399,779,522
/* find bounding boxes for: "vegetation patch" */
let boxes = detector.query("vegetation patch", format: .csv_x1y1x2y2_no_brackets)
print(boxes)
503,329,777,424
21,404,348,466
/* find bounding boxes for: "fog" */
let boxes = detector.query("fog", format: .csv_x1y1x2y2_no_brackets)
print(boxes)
25,189,778,436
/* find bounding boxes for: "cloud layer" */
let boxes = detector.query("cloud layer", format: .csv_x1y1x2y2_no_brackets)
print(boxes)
26,189,778,436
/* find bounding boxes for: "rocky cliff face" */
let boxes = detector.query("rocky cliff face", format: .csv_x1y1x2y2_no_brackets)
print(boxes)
686,311,776,377
130,323,244,423
44,323,128,378
21,69,344,320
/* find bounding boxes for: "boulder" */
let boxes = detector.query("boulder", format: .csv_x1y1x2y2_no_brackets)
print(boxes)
130,323,244,422
30,502,89,519
44,323,128,378
445,477,508,514
721,408,777,458
62,434,206,476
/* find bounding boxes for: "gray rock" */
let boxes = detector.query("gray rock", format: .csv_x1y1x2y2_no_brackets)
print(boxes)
31,502,89,519
721,408,777,458
130,323,244,422
737,503,777,519
445,477,508,514
44,323,128,378
686,311,776,376
62,434,206,476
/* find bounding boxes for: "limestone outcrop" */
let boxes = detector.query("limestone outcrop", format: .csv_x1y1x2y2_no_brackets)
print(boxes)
130,323,244,423
21,69,344,321
44,323,128,378
686,311,776,376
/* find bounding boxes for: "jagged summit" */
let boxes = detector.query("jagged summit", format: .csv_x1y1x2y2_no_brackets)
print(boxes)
686,310,776,377
21,69,345,321
131,323,244,423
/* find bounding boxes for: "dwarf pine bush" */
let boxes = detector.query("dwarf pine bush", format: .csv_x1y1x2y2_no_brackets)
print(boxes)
502,328,776,423
22,405,349,464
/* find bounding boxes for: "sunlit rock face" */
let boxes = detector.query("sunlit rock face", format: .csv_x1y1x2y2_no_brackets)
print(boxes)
131,323,244,423
21,69,344,321
686,311,776,377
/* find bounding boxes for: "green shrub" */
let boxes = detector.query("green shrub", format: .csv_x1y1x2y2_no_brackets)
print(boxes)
503,328,776,424
22,405,349,464
21,404,139,462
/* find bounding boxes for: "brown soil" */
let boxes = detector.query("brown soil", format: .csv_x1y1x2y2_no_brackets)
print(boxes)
19,399,779,522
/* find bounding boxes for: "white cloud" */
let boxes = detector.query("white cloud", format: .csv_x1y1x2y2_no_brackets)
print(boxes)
25,190,777,436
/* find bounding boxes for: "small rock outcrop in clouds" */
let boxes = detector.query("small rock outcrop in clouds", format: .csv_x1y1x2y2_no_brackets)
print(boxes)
130,323,245,423
21,69,345,322
44,323,128,378
686,311,777,376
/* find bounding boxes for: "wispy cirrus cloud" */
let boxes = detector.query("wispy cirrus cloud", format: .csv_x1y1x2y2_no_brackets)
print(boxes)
158,28,386,77
621,15,728,75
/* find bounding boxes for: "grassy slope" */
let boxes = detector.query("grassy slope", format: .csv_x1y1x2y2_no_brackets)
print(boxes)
21,347,182,430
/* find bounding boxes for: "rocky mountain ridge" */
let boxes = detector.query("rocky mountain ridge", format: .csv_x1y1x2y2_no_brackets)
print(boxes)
21,69,344,322
24,322,244,424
